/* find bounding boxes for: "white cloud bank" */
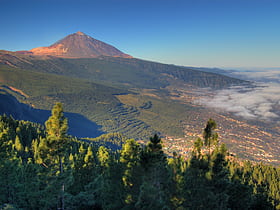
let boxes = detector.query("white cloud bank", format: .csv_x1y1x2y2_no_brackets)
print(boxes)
231,69,280,82
197,82,280,121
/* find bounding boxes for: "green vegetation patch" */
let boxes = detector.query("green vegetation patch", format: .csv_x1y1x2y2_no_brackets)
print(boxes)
117,93,196,137
0,111,279,210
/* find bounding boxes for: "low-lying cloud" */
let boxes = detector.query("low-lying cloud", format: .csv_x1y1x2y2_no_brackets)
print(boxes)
231,69,280,83
197,70,280,120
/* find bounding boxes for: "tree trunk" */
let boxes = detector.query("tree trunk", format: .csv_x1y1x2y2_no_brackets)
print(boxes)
59,156,65,210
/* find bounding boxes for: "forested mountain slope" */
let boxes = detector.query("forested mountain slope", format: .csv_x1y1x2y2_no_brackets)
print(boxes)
0,48,250,139
0,91,103,138
0,53,279,164
3,33,279,165
0,50,248,89
0,106,279,209
0,65,158,139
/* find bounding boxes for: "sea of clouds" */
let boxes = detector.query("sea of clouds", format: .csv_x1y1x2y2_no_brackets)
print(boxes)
197,69,280,121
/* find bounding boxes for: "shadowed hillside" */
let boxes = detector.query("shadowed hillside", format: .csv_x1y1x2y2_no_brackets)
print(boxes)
0,91,103,138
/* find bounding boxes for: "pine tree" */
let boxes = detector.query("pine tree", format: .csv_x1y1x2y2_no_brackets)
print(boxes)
168,153,186,208
137,134,171,209
120,139,141,205
193,137,203,157
203,118,218,156
97,146,111,170
14,135,23,152
84,146,94,167
44,102,69,210
45,102,68,159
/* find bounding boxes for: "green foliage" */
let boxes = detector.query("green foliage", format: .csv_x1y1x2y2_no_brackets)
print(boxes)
44,102,68,158
84,132,127,149
97,146,111,169
0,113,279,209
117,93,191,137
120,139,142,205
120,139,141,187
0,50,248,141
138,134,172,209
203,118,218,155
14,135,23,152
193,137,203,157
45,103,68,140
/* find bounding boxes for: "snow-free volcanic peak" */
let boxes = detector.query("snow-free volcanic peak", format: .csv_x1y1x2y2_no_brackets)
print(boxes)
26,32,132,58
76,31,86,36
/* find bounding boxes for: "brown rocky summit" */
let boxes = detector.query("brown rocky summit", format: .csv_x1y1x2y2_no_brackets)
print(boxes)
27,31,132,58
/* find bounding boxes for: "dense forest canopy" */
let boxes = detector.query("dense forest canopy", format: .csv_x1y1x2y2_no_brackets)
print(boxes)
0,103,279,209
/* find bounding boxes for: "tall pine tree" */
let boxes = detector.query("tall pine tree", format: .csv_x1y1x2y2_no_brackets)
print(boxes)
44,102,69,210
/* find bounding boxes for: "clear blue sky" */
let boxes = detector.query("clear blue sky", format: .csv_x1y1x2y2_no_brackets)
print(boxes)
0,0,279,68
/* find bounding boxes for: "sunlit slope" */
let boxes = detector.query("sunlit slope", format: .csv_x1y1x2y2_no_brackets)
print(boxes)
1,56,279,164
0,51,248,89
0,64,206,139
0,50,250,140
0,65,157,138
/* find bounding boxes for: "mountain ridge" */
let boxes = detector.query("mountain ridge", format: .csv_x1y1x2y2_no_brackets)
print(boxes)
2,32,279,164
16,31,132,58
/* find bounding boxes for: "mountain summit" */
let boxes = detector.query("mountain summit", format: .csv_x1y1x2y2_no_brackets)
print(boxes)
27,31,132,58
